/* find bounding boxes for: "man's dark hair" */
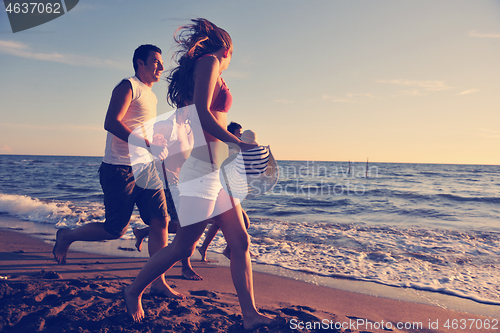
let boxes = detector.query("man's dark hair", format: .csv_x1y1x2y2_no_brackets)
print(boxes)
133,44,162,72
227,122,242,135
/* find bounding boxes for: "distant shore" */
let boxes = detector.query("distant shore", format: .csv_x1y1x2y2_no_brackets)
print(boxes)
1,222,497,332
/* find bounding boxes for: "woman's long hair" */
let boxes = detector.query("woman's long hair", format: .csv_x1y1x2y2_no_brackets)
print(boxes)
167,18,232,108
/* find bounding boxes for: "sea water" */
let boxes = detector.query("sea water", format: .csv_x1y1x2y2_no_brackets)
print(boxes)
0,155,499,308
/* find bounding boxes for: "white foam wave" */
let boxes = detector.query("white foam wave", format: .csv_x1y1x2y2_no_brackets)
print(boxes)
203,218,500,305
0,193,104,226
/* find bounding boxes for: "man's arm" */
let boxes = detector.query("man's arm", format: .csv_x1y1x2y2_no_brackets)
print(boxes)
104,80,168,160
104,80,134,142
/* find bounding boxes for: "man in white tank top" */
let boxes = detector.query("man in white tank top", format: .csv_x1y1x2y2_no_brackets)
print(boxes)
53,45,183,298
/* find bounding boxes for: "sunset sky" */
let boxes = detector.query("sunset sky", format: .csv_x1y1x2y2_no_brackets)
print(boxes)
1,0,499,164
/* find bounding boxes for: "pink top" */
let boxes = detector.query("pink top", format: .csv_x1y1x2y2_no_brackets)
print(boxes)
196,54,232,113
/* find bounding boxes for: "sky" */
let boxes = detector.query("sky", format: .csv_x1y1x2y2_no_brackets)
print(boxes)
0,0,499,164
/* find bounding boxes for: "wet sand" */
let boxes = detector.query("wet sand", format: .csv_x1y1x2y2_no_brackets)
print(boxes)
0,226,497,332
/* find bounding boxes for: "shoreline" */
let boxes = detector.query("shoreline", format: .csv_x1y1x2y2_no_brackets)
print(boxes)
0,219,498,332
1,216,499,320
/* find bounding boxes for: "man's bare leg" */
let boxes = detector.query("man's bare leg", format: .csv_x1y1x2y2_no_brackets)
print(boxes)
124,220,209,321
147,216,184,298
181,257,203,280
53,223,120,264
133,222,177,252
133,224,203,280
133,226,150,252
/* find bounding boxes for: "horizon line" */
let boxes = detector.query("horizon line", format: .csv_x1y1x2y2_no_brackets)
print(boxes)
0,153,499,167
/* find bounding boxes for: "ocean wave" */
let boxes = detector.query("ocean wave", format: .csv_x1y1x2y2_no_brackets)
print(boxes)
266,209,307,217
235,220,500,305
390,207,458,220
2,156,500,306
0,193,104,225
365,189,435,201
438,193,500,204
286,197,352,207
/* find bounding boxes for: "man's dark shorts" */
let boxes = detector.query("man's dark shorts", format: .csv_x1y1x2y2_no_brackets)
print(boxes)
99,162,168,237
164,182,178,222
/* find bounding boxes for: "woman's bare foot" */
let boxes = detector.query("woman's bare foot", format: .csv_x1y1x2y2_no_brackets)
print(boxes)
149,284,185,299
53,229,71,264
197,246,208,261
123,286,144,323
196,247,218,263
133,227,148,252
243,313,276,331
182,266,203,281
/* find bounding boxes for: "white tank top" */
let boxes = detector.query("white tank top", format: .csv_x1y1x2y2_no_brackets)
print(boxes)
103,76,158,166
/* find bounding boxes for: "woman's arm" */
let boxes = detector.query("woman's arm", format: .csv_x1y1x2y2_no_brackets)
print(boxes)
192,56,242,146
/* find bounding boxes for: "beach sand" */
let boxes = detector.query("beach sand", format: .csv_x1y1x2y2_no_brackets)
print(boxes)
0,226,497,333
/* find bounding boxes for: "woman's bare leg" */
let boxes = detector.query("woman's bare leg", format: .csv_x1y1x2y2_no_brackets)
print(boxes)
198,222,220,261
124,196,215,321
124,220,208,321
242,209,250,230
134,225,202,280
240,210,258,258
212,191,274,330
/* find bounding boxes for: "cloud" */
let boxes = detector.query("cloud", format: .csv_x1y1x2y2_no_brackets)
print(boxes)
0,144,12,153
238,56,256,65
0,40,127,70
469,30,500,39
322,95,355,103
222,71,247,78
376,79,453,91
0,123,102,132
457,89,480,96
476,128,500,139
322,93,376,103
346,93,377,99
275,99,294,105
398,89,427,96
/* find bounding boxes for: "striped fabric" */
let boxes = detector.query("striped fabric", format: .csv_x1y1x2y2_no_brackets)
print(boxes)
235,146,269,175
220,144,279,200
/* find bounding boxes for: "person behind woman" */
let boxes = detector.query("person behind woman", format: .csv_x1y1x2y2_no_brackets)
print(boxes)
227,121,242,138
123,18,274,329
132,107,204,281
198,126,255,261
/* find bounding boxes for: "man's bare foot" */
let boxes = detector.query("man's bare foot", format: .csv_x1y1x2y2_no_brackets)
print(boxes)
133,227,147,252
149,283,185,299
123,286,144,323
222,246,231,260
182,266,203,281
243,313,276,331
197,246,208,261
53,229,71,265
